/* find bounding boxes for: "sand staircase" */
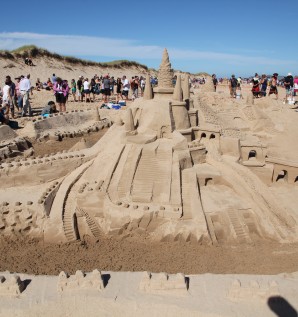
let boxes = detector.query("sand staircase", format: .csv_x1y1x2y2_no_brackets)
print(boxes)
107,145,131,204
131,144,158,203
63,184,79,242
77,207,101,239
181,169,192,219
227,209,251,243
153,143,172,203
117,146,142,201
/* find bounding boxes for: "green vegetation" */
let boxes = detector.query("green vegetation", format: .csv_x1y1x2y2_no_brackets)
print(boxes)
194,72,211,77
1,45,149,70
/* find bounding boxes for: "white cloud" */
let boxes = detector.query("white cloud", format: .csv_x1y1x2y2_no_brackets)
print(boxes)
0,32,295,67
0,32,162,58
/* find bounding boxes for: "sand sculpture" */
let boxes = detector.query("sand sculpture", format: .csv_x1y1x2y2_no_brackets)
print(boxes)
0,48,298,245
1,48,298,316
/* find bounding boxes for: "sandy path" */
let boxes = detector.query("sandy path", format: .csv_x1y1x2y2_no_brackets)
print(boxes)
1,237,298,275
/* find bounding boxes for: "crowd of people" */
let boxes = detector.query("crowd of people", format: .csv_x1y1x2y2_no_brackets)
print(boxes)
55,74,147,105
224,72,298,101
0,72,150,123
0,74,33,124
1,69,297,125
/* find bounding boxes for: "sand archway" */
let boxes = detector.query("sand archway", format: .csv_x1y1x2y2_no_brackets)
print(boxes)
276,170,288,182
248,150,257,160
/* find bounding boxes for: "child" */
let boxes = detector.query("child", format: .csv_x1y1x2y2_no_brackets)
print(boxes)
0,103,9,124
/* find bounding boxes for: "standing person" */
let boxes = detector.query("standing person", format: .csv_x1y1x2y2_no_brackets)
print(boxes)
103,75,111,103
2,77,13,119
53,78,68,112
116,77,122,101
95,77,102,100
284,73,294,93
134,76,139,98
260,74,268,97
5,76,16,118
121,75,130,101
284,73,294,102
140,76,145,96
90,78,96,102
63,80,69,103
229,74,238,98
19,74,32,117
14,76,23,115
293,75,298,97
83,78,90,102
251,73,260,98
269,73,278,99
237,76,242,88
77,76,83,102
130,77,135,99
212,74,218,92
70,79,77,102
109,76,115,95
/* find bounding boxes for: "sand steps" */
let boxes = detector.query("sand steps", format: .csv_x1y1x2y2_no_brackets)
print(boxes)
132,144,158,203
181,170,192,219
118,146,142,201
153,143,172,203
63,187,78,242
108,145,131,203
77,208,101,238
227,210,251,243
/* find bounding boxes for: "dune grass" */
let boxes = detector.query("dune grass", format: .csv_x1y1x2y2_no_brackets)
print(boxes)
1,45,149,70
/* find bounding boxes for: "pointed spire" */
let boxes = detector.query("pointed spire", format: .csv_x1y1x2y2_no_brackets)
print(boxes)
158,48,174,88
173,75,182,101
143,74,153,100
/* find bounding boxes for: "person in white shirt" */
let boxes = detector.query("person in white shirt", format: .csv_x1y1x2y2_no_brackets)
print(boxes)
121,75,130,101
140,77,145,97
2,78,12,119
19,74,32,116
83,78,90,102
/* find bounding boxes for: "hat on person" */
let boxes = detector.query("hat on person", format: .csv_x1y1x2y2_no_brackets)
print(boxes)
15,76,21,80
288,72,292,76
231,74,235,78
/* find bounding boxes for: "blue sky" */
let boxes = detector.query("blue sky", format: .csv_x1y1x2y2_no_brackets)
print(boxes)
0,0,297,77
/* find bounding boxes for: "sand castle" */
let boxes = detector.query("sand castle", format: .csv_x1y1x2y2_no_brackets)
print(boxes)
1,49,298,315
0,48,298,245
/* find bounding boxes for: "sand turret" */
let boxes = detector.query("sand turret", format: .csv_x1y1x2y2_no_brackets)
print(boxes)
182,74,190,100
173,75,183,102
143,74,153,100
